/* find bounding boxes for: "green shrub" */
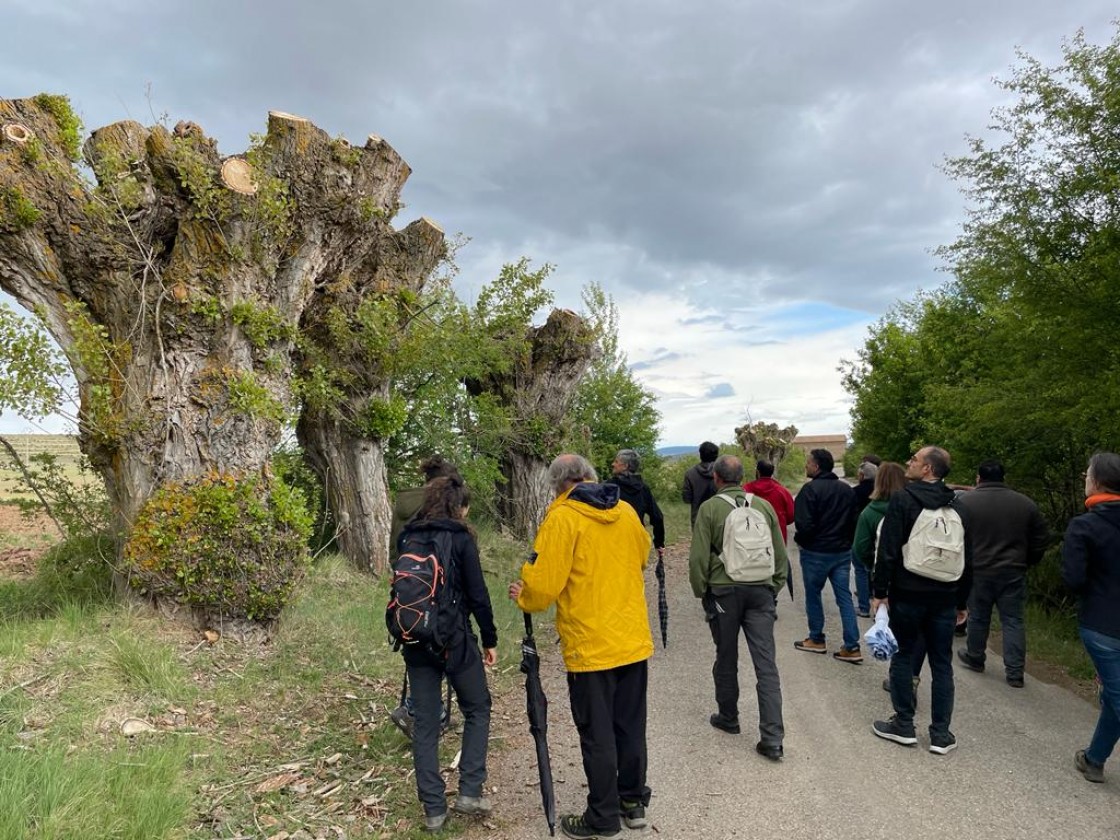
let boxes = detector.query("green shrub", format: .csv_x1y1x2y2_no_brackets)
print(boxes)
124,470,312,620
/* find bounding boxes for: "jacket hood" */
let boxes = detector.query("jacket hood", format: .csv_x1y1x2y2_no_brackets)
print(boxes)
1089,500,1120,524
695,462,715,478
611,472,646,492
811,471,840,482
559,482,623,523
905,480,957,509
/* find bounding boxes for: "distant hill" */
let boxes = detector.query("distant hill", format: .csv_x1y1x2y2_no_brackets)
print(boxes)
656,446,694,458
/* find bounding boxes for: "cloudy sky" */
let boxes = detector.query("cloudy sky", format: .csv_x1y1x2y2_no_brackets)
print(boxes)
1,2,1116,445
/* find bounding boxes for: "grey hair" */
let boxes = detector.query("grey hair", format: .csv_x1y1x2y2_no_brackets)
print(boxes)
714,454,744,484
615,449,640,473
548,453,598,493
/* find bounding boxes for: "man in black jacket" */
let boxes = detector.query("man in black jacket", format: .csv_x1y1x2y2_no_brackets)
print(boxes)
607,449,666,557
683,441,719,527
956,460,1049,687
793,448,862,663
872,445,973,754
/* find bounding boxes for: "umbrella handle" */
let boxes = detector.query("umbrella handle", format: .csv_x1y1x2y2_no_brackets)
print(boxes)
524,612,533,637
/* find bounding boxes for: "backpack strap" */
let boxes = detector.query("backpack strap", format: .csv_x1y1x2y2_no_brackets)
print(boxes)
717,493,746,509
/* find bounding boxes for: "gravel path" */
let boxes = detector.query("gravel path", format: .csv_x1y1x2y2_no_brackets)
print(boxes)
465,540,1120,839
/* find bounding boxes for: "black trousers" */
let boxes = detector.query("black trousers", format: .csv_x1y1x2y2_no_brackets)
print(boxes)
567,659,651,833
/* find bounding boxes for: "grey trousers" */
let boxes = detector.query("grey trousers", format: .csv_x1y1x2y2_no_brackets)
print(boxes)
966,573,1027,679
706,584,784,746
405,639,491,817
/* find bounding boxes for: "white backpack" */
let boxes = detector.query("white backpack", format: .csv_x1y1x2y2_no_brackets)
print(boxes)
717,494,775,583
902,506,965,582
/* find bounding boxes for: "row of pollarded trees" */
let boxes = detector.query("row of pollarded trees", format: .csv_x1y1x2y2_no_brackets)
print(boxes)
0,96,604,620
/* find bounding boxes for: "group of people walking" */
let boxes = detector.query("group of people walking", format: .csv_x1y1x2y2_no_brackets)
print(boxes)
389,442,1120,837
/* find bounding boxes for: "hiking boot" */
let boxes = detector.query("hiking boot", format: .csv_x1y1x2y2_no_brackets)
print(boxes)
882,676,920,698
755,741,783,761
452,794,492,816
872,716,917,746
956,649,984,673
1006,674,1024,688
1076,750,1105,783
833,647,863,664
390,705,415,739
560,814,620,839
620,800,647,829
929,732,958,754
794,638,827,654
424,810,448,832
709,713,741,734
857,609,872,618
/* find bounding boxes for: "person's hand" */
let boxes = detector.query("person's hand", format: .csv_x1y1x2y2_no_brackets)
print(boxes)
956,608,968,626
508,579,524,601
871,597,888,615
483,647,497,667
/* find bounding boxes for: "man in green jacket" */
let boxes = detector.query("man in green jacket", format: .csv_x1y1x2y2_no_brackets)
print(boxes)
689,455,789,760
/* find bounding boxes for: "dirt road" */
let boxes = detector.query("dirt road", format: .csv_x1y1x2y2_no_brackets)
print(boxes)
467,540,1119,840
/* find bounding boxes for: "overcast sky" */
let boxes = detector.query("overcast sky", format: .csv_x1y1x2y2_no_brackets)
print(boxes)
1,2,1116,445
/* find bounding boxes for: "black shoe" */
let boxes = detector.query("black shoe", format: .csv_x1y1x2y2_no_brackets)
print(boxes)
709,713,741,734
929,731,958,754
954,621,967,637
872,716,917,746
560,814,620,839
956,649,984,673
1006,675,1024,688
755,741,783,761
619,800,647,829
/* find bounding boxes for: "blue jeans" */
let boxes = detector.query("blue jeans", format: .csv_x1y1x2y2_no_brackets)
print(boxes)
852,560,871,614
1080,626,1120,767
889,600,956,737
799,549,861,650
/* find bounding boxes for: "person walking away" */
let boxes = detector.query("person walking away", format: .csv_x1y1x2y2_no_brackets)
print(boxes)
793,448,863,662
849,461,879,617
397,476,498,832
956,460,1049,688
871,446,972,754
606,449,665,560
389,455,461,737
689,455,788,760
853,462,926,695
1062,452,1120,783
683,441,719,527
510,454,654,840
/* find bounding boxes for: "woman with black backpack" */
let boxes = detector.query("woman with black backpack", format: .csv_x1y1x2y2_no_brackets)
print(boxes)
397,475,498,832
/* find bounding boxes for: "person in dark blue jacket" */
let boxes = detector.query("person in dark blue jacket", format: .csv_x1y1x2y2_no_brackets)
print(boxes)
1062,451,1120,784
398,476,498,831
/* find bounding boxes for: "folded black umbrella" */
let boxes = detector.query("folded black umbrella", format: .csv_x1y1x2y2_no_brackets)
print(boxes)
520,613,556,836
654,552,668,648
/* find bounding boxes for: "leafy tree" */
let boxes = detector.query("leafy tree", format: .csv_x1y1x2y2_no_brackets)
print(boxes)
569,283,661,479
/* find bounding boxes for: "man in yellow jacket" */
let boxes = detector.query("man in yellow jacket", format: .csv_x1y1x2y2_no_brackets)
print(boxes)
509,453,653,840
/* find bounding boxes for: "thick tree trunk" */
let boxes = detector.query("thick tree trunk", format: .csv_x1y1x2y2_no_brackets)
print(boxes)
296,413,391,572
0,97,437,600
475,308,599,540
295,215,444,574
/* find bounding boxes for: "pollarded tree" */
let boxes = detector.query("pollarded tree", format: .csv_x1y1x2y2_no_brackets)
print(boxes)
0,96,439,616
735,420,799,468
569,283,661,478
464,259,599,539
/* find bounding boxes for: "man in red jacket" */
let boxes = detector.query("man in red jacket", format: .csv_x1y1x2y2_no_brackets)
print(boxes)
743,460,794,543
744,460,796,603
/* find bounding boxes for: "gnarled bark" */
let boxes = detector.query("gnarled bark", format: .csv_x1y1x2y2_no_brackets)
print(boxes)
0,96,437,596
296,214,445,573
468,308,599,540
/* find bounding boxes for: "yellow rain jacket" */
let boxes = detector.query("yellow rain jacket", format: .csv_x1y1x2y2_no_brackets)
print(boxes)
517,481,654,672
